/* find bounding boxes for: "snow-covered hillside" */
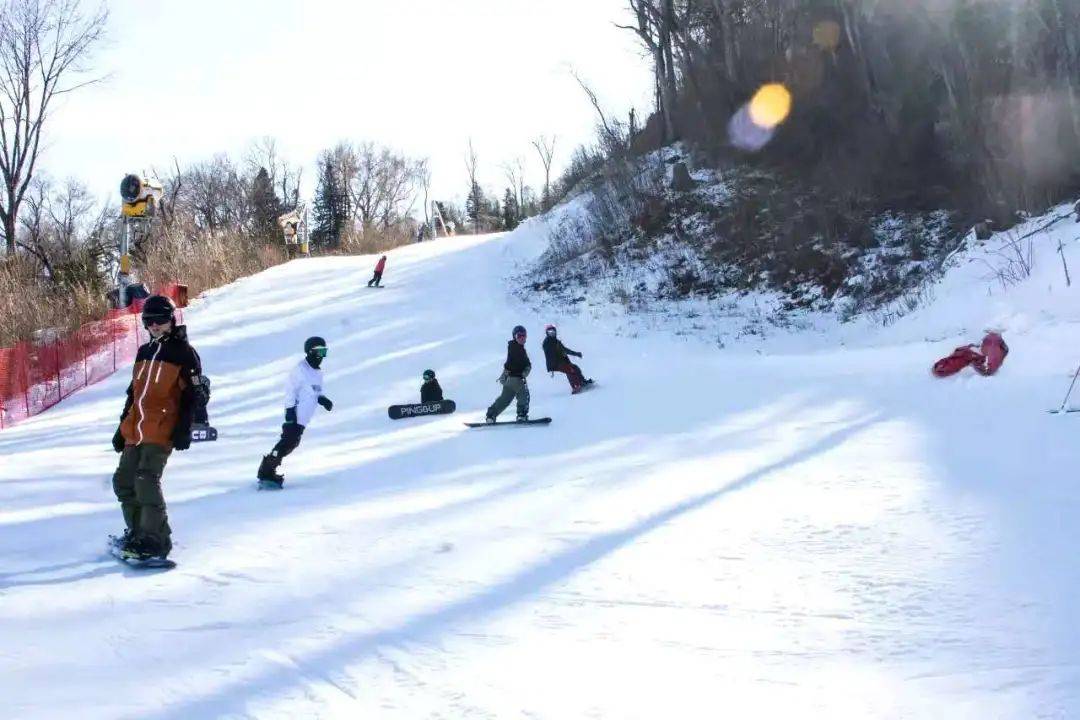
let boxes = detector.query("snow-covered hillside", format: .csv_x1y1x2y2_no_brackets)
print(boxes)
1,211,1078,718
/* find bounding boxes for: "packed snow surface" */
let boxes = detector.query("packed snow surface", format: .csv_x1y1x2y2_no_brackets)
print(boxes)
1,207,1078,719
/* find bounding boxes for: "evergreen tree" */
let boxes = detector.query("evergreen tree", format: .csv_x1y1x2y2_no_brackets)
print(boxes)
465,180,486,234
311,154,347,248
502,187,520,230
250,167,281,241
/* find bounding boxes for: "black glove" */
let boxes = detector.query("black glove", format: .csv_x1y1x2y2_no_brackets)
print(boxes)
572,351,583,358
318,396,333,412
172,428,191,451
285,406,298,424
112,427,125,453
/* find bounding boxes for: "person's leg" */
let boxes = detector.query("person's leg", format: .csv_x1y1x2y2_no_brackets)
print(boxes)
260,423,304,479
486,381,517,420
556,362,581,391
132,443,173,555
512,377,531,418
111,446,141,532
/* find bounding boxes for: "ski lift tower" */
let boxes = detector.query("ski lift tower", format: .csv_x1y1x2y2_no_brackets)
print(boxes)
114,174,163,307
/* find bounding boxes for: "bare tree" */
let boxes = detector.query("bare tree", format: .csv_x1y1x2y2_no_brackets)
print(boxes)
419,158,432,229
571,69,628,155
16,174,108,283
501,156,528,214
243,136,302,209
532,134,557,207
0,0,108,254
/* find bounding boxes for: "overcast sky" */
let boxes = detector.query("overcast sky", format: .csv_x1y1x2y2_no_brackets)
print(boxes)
43,0,654,211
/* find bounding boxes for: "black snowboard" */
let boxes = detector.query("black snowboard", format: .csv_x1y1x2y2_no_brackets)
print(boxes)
191,423,218,442
107,536,176,570
465,417,552,428
388,400,456,420
256,479,284,491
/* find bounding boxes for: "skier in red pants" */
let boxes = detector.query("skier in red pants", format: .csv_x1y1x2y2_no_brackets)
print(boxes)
542,324,592,394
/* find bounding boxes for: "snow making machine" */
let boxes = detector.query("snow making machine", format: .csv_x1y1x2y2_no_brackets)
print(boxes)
277,204,309,256
110,173,164,308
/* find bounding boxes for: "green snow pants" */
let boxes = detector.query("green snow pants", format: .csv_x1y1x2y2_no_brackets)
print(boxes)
487,376,530,419
112,443,173,552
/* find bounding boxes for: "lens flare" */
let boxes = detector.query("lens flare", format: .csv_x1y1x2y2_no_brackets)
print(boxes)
748,83,792,129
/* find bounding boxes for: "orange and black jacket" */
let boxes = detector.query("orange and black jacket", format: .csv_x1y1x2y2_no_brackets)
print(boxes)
118,325,203,448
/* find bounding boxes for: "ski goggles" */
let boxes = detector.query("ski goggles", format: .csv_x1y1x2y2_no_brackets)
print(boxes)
142,314,172,328
308,346,328,358
514,331,527,339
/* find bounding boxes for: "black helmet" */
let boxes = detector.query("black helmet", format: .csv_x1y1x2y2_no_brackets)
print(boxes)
512,325,526,338
141,295,175,328
304,336,327,354
423,369,435,381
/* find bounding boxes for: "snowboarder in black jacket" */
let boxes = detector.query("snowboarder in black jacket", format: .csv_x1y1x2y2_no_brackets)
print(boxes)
421,369,443,402
542,324,591,393
486,325,531,422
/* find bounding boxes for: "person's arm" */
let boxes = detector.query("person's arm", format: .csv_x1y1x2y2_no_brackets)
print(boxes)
172,348,203,451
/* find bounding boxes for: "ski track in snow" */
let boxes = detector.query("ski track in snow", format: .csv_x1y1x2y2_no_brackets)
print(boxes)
1,214,1078,719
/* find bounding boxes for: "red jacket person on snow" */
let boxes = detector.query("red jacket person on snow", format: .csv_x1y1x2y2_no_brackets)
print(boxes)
368,255,387,287
542,324,593,394
110,295,207,561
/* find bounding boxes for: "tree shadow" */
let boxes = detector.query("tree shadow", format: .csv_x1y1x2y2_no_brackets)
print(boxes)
145,413,883,720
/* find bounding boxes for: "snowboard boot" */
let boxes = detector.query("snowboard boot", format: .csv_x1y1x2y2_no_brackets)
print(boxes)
257,454,285,484
485,414,496,424
110,528,135,550
123,534,169,561
516,413,529,422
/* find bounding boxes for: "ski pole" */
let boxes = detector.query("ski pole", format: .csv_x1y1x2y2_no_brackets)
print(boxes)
1055,363,1080,413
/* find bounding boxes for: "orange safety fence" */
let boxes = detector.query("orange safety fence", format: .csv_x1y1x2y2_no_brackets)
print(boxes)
0,283,186,430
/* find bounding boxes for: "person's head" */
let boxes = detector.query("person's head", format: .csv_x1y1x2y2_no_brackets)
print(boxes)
304,336,328,368
545,324,557,338
512,325,527,345
423,369,435,383
142,295,175,339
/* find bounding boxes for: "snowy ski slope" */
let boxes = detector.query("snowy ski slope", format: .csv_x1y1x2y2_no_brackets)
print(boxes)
1,210,1078,719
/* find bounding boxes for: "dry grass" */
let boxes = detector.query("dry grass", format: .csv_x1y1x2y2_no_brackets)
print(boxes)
139,228,286,300
337,224,417,255
0,255,109,347
2,221,418,348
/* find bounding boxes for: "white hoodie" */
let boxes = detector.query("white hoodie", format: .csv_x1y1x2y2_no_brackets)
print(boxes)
284,358,325,426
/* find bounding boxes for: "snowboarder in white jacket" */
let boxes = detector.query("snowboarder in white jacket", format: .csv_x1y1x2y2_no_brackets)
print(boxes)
257,336,333,487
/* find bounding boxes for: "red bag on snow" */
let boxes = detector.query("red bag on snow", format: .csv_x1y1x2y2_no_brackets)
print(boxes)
973,332,1008,375
931,332,1008,378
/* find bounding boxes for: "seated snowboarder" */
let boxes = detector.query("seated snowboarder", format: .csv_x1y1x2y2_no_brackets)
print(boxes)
542,324,592,394
421,369,443,402
367,255,387,287
110,295,206,561
486,325,531,422
257,336,333,488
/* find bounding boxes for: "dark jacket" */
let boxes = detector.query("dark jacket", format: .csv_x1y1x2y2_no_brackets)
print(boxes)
503,340,531,378
119,325,202,448
421,378,443,402
542,336,579,372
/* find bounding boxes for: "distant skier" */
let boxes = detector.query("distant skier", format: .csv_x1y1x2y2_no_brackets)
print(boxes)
421,369,443,402
257,336,334,488
542,324,592,394
367,255,387,287
416,225,425,243
110,295,207,561
486,325,531,423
